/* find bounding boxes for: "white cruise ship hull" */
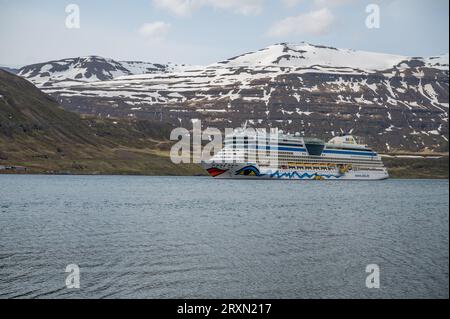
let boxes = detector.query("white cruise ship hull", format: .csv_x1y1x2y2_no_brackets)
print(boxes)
202,133,389,181
202,163,389,181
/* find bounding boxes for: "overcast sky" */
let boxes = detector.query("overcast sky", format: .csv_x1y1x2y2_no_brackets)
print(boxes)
0,0,448,67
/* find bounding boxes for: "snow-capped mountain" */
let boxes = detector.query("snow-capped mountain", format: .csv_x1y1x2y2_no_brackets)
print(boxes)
17,56,189,88
216,43,448,71
16,43,450,152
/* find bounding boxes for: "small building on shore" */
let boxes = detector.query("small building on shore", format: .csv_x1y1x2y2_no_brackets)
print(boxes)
0,165,28,172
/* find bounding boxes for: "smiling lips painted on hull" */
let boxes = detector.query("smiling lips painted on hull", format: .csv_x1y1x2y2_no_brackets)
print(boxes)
206,167,229,177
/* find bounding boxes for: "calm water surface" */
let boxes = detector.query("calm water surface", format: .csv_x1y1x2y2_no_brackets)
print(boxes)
0,175,448,299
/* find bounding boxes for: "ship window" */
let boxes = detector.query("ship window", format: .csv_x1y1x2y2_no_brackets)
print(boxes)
305,142,325,156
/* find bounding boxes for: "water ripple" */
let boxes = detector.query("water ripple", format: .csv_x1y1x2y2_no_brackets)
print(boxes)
0,176,448,299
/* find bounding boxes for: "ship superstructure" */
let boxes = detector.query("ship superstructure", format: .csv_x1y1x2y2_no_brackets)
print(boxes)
202,131,389,180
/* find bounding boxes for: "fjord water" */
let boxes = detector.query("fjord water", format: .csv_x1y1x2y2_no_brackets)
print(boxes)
0,176,448,299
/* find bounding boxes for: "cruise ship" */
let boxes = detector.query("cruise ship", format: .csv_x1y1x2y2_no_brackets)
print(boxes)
202,130,389,180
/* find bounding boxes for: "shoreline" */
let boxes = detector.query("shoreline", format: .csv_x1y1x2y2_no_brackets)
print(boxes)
1,175,449,181
1,155,448,179
1,172,448,180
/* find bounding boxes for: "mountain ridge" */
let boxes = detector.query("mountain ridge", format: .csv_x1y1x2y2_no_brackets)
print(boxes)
11,43,450,153
16,56,192,88
212,43,449,71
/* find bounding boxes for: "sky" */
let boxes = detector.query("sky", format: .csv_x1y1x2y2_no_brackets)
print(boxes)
0,0,448,67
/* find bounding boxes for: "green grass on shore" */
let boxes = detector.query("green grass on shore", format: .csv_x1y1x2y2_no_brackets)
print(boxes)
0,145,205,176
384,156,449,179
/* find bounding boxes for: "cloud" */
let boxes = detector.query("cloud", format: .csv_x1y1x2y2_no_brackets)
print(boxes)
152,0,195,16
267,8,335,37
210,0,264,15
313,0,355,6
138,21,171,39
282,0,302,7
282,0,355,8
152,0,264,17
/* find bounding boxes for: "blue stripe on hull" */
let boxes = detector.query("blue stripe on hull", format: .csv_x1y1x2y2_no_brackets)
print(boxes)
322,150,376,157
231,145,376,157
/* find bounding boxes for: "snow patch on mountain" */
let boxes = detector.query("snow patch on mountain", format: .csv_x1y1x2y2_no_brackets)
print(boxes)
17,56,189,88
215,43,408,71
10,42,450,152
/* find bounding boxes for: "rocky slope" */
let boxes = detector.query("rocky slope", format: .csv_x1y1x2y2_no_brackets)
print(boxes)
17,43,450,152
0,66,19,74
0,69,202,175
